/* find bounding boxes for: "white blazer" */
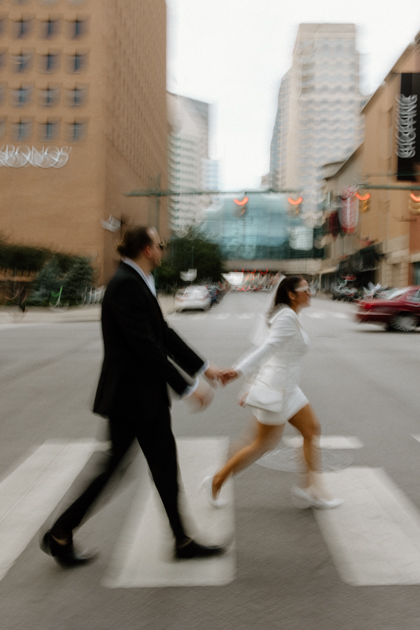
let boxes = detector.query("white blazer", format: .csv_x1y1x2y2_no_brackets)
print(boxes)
234,306,309,411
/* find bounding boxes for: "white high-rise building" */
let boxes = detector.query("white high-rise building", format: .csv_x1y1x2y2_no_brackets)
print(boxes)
270,24,365,213
202,158,219,191
270,71,291,192
167,93,210,234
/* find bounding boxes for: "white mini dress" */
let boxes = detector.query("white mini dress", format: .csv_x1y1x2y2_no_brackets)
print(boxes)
234,306,310,425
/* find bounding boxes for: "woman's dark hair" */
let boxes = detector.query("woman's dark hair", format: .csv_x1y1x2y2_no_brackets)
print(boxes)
273,275,304,308
116,226,153,258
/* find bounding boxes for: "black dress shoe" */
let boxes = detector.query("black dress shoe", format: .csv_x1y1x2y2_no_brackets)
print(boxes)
41,531,96,568
175,538,225,560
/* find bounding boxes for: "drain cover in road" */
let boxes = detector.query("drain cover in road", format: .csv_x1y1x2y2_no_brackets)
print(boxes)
256,446,354,472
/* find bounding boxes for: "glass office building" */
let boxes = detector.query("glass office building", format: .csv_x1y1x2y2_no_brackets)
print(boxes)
202,193,323,261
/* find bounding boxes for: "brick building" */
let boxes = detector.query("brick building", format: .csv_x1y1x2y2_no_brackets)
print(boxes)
0,0,168,283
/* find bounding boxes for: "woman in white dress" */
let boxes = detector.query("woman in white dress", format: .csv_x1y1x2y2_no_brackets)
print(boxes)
203,275,342,509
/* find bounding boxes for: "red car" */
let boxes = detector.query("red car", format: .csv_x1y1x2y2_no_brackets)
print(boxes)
356,286,420,331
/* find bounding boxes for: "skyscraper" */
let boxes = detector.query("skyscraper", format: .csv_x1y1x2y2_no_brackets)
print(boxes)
167,93,211,234
270,24,364,214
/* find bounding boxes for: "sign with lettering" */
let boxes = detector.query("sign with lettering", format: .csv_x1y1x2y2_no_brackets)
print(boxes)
0,145,71,168
396,73,420,181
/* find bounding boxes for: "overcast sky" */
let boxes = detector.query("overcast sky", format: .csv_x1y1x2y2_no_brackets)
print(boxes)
166,0,420,191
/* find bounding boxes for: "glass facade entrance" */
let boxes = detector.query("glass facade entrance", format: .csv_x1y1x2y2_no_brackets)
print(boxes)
202,194,323,261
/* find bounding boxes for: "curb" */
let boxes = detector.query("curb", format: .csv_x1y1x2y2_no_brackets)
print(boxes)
0,295,176,325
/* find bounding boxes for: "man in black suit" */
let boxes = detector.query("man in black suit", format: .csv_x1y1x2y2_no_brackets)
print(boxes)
42,225,225,565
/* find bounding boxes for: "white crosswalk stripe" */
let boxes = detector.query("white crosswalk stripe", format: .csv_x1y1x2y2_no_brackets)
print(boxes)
0,439,100,581
2,434,420,588
283,436,363,449
103,438,235,588
315,467,420,585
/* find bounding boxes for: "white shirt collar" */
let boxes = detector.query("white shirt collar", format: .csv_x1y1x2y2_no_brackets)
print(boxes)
122,258,156,297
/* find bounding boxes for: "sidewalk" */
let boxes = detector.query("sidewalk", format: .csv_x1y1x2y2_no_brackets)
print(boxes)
0,294,176,325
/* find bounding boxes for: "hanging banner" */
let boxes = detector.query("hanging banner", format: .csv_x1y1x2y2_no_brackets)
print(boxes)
339,187,358,234
329,211,340,238
396,73,420,181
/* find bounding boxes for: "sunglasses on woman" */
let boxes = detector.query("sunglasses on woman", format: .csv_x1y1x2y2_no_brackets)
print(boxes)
295,286,311,294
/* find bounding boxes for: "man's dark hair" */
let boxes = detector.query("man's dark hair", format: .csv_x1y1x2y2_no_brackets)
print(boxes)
273,275,304,308
116,226,153,259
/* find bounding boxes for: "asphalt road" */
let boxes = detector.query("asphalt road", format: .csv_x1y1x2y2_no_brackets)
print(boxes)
1,292,420,630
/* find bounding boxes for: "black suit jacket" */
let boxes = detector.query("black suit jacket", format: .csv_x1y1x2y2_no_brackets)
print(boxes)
93,262,205,418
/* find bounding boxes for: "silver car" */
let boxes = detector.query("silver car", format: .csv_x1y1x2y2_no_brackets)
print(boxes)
175,285,211,312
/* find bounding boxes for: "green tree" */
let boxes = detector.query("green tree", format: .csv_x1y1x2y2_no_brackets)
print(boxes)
0,239,50,275
27,257,63,305
62,257,95,304
155,228,225,291
26,255,95,306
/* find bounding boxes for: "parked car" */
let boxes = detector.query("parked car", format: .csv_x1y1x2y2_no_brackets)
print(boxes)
175,285,211,312
355,286,420,331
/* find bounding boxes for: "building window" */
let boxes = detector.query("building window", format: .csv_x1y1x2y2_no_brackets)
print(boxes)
70,18,87,39
68,120,86,141
14,85,32,106
0,118,5,139
41,52,59,72
14,119,32,141
40,119,59,141
69,52,87,72
42,18,59,39
39,86,60,106
15,17,32,38
68,85,87,106
0,18,6,36
13,51,32,72
0,84,5,104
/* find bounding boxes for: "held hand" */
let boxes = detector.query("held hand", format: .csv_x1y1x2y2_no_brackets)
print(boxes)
219,368,238,386
204,364,224,387
238,391,248,407
187,381,214,413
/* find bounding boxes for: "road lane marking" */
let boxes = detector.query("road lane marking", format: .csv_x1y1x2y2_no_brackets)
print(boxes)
103,437,235,588
411,435,420,444
283,436,363,449
0,439,100,581
331,312,350,319
235,313,254,319
304,311,327,318
215,313,231,320
314,467,420,585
